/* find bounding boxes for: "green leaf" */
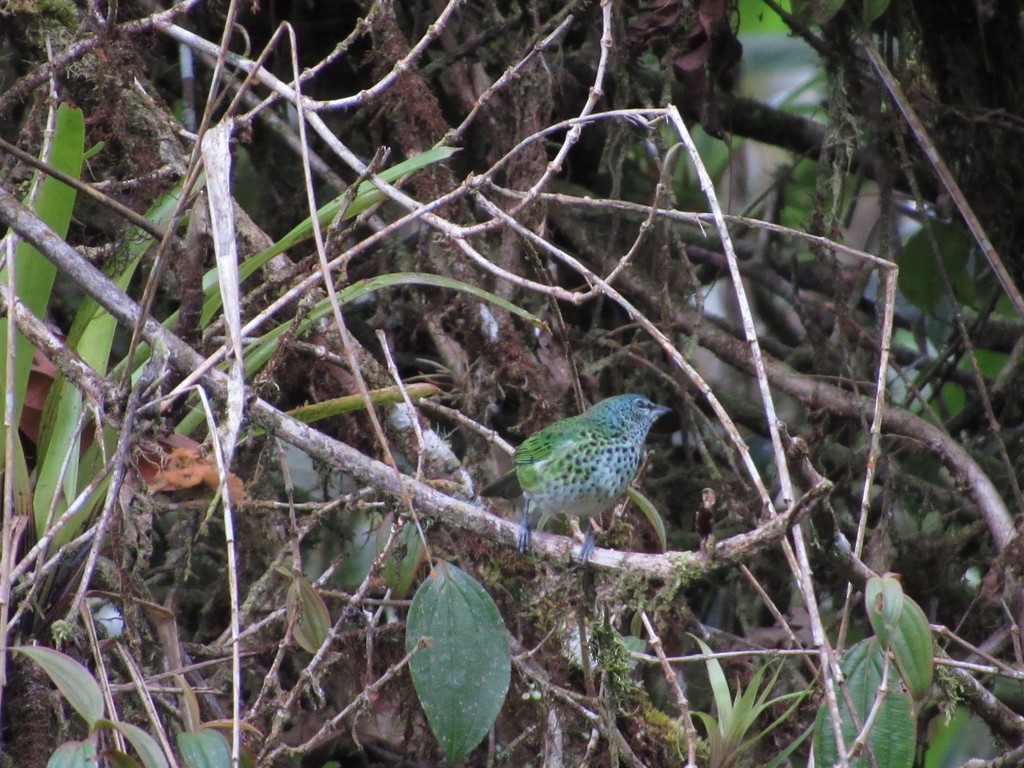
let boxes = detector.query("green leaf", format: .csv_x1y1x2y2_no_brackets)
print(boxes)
197,147,458,326
380,520,425,598
97,719,169,768
898,222,972,312
625,487,667,551
286,384,441,426
865,574,904,646
0,103,84,476
34,175,184,542
287,575,332,654
175,273,543,436
47,740,98,768
969,348,1008,380
177,729,232,768
812,638,915,768
891,594,934,700
864,577,934,700
691,636,734,724
406,561,511,762
940,382,966,418
862,0,891,24
923,706,997,766
104,752,142,768
13,645,104,728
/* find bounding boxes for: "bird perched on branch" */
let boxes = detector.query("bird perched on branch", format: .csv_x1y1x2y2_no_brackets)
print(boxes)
482,394,671,563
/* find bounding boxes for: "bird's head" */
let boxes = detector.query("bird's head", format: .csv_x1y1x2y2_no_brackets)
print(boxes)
590,394,671,434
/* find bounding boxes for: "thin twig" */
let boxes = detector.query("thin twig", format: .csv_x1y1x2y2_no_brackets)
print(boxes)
640,612,699,768
860,38,1024,321
666,103,848,766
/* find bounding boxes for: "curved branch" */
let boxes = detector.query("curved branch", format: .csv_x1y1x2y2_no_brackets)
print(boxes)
687,314,1017,551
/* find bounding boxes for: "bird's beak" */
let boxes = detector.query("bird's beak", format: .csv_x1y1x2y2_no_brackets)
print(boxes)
654,404,672,420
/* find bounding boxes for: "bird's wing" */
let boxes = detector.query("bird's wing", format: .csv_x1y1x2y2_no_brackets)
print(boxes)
513,421,576,467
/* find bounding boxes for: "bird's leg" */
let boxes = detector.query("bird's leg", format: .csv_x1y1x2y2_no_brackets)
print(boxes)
579,519,597,564
517,500,532,552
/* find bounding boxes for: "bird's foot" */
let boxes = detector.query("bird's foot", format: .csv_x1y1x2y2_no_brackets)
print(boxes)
579,530,595,564
517,515,532,553
570,518,600,564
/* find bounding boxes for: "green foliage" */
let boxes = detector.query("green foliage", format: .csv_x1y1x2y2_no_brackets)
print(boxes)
177,729,233,768
14,645,236,767
812,638,916,768
380,521,425,598
923,707,997,767
898,222,974,313
690,637,808,768
197,146,459,326
285,572,332,654
406,561,511,762
35,179,184,544
0,103,84,528
865,575,934,700
12,645,103,729
95,720,169,768
625,486,668,551
46,740,98,768
813,578,933,765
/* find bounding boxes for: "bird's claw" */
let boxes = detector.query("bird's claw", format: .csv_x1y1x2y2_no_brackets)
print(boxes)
517,515,532,553
579,529,595,564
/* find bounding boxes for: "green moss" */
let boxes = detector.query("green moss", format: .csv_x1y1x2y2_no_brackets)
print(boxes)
50,619,81,648
590,618,643,702
0,0,77,27
643,705,698,760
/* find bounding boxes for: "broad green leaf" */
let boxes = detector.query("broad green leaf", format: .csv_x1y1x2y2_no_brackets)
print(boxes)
737,0,792,33
691,636,734,723
923,707,997,767
812,638,915,768
177,729,232,768
865,574,905,646
891,594,934,700
47,740,98,768
865,577,934,700
287,575,332,653
406,561,510,763
97,719,169,768
13,645,104,728
862,0,891,24
898,222,972,312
